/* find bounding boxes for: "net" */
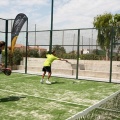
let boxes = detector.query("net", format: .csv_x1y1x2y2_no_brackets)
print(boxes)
67,90,120,120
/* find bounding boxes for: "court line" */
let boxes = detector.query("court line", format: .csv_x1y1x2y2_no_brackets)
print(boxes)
0,89,89,107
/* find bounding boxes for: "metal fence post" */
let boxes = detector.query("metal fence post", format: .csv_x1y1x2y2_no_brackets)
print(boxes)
5,19,8,68
76,29,80,79
109,27,114,83
49,0,54,52
25,18,28,74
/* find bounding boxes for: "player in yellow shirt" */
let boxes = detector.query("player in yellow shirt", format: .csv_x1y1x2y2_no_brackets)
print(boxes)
41,50,68,84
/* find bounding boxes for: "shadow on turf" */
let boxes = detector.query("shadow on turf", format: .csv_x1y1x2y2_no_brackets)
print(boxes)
0,96,26,102
51,81,65,84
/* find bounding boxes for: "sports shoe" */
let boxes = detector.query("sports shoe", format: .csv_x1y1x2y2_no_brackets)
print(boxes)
40,79,44,84
46,80,51,85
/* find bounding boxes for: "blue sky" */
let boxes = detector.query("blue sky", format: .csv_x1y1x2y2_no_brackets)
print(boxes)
0,0,120,31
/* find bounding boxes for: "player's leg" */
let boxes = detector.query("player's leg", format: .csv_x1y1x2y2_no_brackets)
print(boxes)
42,71,46,79
46,72,52,84
48,72,51,80
45,66,52,84
40,67,46,84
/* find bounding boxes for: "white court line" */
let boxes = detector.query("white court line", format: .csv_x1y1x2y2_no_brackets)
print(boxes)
0,89,89,107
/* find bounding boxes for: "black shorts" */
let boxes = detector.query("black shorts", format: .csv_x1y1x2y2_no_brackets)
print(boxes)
42,66,51,73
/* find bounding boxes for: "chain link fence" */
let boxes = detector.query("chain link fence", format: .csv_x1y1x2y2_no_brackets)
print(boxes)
0,18,120,83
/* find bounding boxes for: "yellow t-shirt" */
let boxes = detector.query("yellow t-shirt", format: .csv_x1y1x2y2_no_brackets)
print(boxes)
43,54,59,66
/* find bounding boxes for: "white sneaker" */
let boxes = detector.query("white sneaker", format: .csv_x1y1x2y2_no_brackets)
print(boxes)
40,79,44,84
46,80,51,85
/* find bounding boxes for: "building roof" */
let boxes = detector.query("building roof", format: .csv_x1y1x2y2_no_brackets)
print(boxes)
8,44,47,50
8,44,24,48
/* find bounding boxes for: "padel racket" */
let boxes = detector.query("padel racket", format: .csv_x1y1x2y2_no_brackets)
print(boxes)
0,68,12,76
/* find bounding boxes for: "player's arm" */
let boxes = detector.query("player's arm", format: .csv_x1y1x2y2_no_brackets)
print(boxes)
58,58,68,62
53,55,68,62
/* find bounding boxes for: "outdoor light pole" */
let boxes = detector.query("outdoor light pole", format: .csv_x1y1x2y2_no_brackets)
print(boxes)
49,0,54,52
35,24,36,45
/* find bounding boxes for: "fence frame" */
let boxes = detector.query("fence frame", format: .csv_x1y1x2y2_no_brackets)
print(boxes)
0,17,120,83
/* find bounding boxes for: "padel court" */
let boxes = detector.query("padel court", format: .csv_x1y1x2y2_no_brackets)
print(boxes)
0,73,120,120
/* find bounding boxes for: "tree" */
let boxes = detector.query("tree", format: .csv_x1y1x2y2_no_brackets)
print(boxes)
111,14,120,58
93,13,120,60
28,49,40,58
40,51,47,58
52,45,66,58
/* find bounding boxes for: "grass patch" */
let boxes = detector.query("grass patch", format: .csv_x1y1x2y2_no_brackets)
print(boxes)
0,73,120,120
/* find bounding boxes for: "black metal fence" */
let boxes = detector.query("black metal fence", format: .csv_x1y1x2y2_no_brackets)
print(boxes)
0,18,120,83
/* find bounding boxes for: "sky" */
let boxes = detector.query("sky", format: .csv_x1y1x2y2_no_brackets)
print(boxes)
0,0,120,31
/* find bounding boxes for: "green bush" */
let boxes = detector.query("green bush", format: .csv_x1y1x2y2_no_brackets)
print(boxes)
80,54,105,60
2,49,23,65
40,51,47,58
28,49,40,58
12,49,23,65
